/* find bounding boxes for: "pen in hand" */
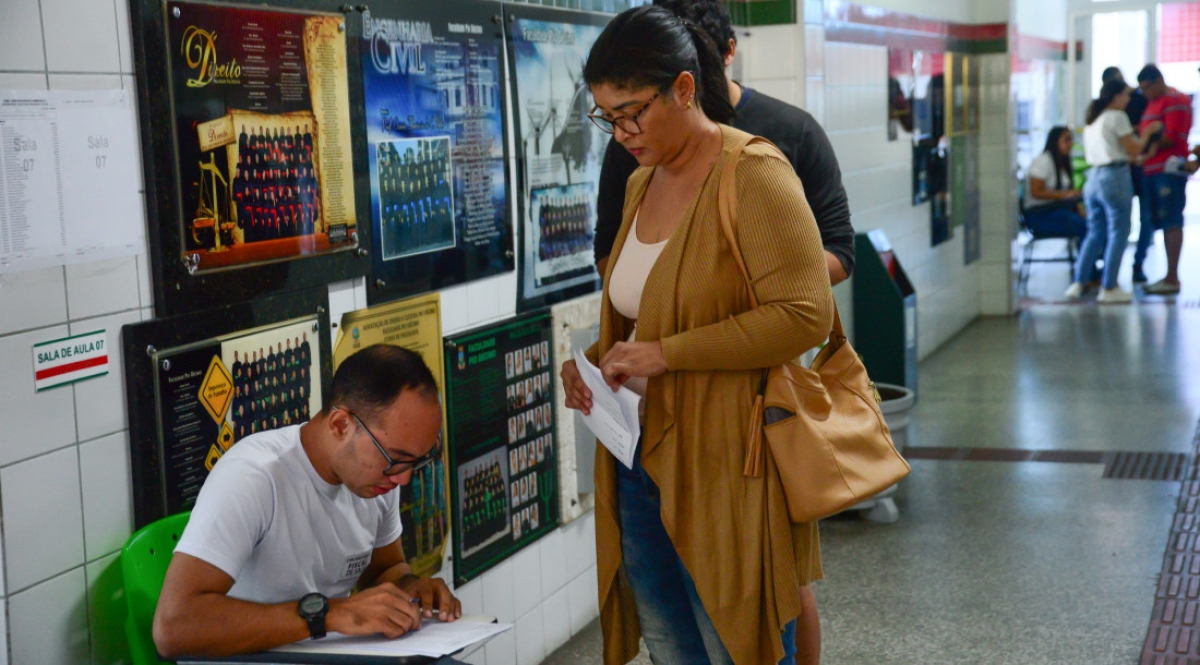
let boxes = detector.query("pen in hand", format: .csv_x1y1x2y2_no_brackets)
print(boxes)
408,597,427,629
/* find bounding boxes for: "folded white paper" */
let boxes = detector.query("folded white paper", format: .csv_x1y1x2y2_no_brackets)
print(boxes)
573,349,641,469
272,615,510,658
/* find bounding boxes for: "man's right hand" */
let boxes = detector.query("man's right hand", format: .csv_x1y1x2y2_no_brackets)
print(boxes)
326,584,423,639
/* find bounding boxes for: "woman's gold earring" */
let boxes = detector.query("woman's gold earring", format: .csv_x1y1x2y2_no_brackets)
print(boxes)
686,97,693,109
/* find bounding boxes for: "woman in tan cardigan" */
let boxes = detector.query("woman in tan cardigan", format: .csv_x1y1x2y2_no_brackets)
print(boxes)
560,6,834,664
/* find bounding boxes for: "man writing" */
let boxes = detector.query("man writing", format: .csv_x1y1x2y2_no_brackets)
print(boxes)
154,345,461,659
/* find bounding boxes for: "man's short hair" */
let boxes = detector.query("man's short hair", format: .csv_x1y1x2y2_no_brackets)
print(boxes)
1137,64,1164,84
326,345,438,418
654,0,737,59
1101,67,1124,85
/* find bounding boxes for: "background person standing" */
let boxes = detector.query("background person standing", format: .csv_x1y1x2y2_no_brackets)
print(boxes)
1133,65,1192,295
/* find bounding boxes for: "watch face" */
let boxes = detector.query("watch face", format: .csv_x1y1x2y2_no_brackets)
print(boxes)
299,594,326,615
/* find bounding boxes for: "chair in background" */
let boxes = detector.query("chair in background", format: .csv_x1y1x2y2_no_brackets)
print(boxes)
1017,178,1078,294
122,511,190,665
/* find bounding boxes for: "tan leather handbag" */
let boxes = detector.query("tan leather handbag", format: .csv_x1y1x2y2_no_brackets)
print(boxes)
718,135,911,524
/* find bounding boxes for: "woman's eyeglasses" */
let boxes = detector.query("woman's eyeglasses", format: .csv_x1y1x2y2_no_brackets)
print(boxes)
587,93,659,135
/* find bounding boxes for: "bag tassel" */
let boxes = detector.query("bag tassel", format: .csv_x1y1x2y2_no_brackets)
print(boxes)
744,394,765,478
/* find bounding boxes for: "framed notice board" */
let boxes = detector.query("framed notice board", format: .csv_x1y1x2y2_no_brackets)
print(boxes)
122,288,332,528
505,5,610,312
358,0,514,304
130,0,371,315
332,293,450,577
444,312,559,585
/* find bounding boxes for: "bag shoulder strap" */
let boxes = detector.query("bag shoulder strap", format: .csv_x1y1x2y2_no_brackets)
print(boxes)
715,135,847,341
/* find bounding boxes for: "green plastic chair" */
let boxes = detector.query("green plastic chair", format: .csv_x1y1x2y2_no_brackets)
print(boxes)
122,512,190,665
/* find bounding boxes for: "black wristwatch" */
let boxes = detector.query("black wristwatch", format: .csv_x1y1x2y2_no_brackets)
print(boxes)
298,592,329,640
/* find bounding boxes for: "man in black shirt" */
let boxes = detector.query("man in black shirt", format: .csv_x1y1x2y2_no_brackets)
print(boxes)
593,0,855,290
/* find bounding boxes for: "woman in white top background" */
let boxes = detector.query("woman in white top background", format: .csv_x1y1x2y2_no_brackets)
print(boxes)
1025,126,1099,282
1066,79,1161,302
1025,126,1084,229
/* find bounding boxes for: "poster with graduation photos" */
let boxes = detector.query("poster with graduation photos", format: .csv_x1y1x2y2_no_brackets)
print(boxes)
444,312,559,585
359,0,513,303
505,6,610,311
332,294,449,577
131,0,368,315
122,289,332,527
154,319,322,517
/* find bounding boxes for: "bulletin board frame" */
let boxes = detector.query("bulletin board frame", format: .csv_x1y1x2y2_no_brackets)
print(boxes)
504,4,611,313
359,0,516,305
444,312,560,586
122,287,332,528
129,0,373,317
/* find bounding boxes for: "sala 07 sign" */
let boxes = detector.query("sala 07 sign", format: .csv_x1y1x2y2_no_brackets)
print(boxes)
32,329,109,391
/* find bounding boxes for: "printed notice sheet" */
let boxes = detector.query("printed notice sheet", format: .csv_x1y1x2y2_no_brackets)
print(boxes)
573,349,640,469
0,90,143,274
272,615,510,658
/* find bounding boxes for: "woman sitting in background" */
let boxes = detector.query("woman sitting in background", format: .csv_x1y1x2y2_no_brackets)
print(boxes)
1024,126,1086,238
1025,126,1102,285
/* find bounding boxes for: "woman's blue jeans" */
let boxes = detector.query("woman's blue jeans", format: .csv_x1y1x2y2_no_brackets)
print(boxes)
617,445,798,664
1078,164,1133,289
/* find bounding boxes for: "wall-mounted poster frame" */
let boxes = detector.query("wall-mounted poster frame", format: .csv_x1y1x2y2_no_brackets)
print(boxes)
332,294,449,577
130,0,371,316
504,5,610,312
444,312,559,585
122,287,332,528
359,0,514,305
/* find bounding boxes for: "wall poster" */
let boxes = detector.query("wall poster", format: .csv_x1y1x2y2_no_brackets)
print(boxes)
123,289,332,527
168,1,357,271
131,0,368,315
333,293,449,576
359,0,513,304
946,53,982,265
444,312,559,585
506,6,609,311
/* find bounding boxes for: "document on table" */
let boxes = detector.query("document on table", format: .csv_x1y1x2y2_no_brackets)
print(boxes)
271,615,511,658
573,349,641,469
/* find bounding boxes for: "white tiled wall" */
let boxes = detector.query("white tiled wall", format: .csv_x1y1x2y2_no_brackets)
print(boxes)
813,39,1012,359
0,2,145,659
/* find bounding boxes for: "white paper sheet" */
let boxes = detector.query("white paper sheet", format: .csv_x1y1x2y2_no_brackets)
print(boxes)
272,615,511,658
0,90,144,274
573,349,641,469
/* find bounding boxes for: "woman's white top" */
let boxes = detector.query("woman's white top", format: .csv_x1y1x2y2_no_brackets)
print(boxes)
1025,152,1073,209
607,212,668,399
1084,109,1133,167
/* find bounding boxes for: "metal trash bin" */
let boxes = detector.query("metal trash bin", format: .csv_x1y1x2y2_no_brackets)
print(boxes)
845,382,915,523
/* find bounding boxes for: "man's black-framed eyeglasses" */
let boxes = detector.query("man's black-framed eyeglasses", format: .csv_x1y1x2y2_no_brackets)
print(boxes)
337,407,442,476
587,93,660,135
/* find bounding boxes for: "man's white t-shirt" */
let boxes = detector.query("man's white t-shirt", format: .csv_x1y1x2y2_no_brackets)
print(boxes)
175,425,402,604
1024,152,1074,209
1084,109,1133,167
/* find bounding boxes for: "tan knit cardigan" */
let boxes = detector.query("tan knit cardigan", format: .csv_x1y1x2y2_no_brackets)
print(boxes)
586,125,835,664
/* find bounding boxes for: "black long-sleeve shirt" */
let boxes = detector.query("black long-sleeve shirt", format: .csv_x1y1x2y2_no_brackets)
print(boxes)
594,85,855,276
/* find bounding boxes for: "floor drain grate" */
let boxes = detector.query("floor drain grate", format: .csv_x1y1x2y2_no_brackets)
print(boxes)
1105,452,1193,481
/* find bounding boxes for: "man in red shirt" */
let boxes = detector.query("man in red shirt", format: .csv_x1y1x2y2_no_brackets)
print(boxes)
1134,65,1192,295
